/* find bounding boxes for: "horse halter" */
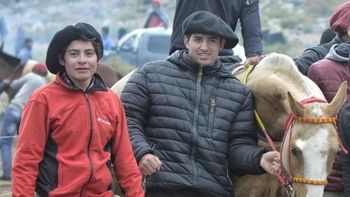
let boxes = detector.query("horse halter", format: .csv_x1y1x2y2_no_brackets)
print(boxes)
281,97,337,186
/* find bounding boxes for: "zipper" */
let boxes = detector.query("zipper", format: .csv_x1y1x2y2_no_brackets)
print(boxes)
208,97,216,135
191,66,203,184
79,92,94,196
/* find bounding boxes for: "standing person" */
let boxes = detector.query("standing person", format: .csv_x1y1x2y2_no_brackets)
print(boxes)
121,11,280,197
101,26,115,56
295,1,350,75
143,0,169,29
169,0,263,66
12,22,144,197
17,37,33,68
307,42,350,196
0,62,48,181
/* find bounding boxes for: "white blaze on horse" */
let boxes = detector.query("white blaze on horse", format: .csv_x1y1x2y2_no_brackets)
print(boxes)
232,53,346,197
111,53,347,197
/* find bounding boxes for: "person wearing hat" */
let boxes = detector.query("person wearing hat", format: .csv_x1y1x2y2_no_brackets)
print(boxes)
0,62,48,181
120,11,280,197
295,1,350,75
11,22,144,197
170,0,263,67
143,0,169,28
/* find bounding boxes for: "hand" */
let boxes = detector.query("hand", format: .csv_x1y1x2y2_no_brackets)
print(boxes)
2,78,11,85
139,153,162,176
243,55,264,66
260,151,281,176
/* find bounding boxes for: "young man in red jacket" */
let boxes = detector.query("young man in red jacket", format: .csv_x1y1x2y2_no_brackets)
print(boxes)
12,22,144,197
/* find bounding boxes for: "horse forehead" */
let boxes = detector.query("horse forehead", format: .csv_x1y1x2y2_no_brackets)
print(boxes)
295,128,331,152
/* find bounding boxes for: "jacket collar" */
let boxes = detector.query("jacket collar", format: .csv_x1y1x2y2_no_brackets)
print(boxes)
55,71,108,92
168,50,234,78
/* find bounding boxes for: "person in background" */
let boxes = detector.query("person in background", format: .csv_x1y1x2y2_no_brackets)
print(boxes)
12,22,144,197
101,26,115,56
17,37,33,68
121,11,280,197
0,62,48,181
170,0,263,67
294,1,350,75
143,0,169,29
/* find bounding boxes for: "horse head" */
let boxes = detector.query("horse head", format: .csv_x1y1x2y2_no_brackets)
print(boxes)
281,82,347,197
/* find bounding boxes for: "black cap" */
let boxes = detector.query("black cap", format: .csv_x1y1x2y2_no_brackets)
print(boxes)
46,22,103,74
182,11,239,49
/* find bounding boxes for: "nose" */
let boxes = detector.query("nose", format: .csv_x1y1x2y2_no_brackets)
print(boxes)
199,40,209,51
78,54,88,63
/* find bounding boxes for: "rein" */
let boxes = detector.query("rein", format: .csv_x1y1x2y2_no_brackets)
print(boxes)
241,65,339,196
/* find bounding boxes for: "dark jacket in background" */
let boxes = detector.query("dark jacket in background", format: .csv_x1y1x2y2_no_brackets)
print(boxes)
121,50,266,197
294,34,344,75
340,103,350,196
169,0,262,57
308,42,350,192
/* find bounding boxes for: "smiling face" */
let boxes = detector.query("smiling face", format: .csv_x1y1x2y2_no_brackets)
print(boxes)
59,40,98,90
184,33,225,66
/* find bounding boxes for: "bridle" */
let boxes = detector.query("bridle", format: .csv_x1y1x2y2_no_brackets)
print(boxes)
241,65,342,196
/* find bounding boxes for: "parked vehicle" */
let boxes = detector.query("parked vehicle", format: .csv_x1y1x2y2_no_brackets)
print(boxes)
114,27,171,67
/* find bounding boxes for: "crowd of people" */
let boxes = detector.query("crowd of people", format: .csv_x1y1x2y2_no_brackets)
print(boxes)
0,0,349,197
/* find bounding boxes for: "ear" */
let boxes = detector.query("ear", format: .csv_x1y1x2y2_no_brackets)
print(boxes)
288,92,305,116
327,81,347,116
58,54,65,67
184,35,190,49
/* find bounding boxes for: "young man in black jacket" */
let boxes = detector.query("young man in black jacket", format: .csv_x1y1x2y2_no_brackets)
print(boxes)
170,0,263,67
121,11,280,197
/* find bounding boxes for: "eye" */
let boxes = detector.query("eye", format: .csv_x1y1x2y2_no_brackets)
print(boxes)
291,146,302,157
85,51,96,57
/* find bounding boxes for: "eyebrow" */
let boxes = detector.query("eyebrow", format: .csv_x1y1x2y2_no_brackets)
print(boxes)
67,48,95,52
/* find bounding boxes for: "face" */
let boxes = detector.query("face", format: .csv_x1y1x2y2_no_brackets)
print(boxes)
184,33,225,66
59,40,98,90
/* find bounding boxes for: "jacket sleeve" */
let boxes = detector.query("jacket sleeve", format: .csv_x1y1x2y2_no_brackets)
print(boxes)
228,89,266,176
12,96,49,196
112,94,144,197
120,69,153,162
240,0,263,57
294,42,334,75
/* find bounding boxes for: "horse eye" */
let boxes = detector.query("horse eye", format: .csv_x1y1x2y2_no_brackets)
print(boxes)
291,146,302,157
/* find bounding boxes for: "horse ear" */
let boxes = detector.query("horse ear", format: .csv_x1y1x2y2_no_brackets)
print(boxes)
327,81,347,116
288,92,305,116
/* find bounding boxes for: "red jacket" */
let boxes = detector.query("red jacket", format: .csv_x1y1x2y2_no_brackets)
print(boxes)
12,73,144,197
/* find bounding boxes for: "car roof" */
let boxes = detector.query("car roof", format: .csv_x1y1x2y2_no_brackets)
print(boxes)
117,27,172,47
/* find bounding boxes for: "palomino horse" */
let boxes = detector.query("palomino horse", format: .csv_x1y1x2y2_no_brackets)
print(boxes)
232,53,346,197
110,53,347,197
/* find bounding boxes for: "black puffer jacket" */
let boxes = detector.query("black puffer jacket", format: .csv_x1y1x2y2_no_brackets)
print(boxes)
121,50,266,197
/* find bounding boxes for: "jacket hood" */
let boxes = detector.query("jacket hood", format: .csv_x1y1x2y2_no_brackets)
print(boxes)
325,42,350,63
